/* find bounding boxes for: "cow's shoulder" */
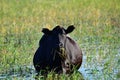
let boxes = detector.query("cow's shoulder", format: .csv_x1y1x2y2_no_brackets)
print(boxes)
66,35,76,45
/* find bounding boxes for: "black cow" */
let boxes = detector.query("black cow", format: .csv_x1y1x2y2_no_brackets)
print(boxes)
33,25,82,74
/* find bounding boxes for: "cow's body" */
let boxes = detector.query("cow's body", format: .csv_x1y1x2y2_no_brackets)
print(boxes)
33,25,82,74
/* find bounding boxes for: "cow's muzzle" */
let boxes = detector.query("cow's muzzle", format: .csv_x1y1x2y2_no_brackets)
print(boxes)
58,47,67,60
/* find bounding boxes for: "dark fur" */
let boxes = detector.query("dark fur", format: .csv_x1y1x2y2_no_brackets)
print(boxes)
33,25,82,74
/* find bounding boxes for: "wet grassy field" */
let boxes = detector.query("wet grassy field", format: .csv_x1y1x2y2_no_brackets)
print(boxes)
0,0,120,80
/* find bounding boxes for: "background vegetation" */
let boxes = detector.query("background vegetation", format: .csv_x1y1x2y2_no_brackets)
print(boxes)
0,0,120,79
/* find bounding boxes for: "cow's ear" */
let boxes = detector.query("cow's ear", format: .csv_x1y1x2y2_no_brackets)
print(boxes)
65,25,75,34
42,28,51,34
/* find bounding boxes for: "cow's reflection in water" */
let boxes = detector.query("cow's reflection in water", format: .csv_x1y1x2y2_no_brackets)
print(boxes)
33,25,83,75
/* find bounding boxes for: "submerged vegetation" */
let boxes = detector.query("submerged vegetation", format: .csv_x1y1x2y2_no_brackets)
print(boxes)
0,0,120,79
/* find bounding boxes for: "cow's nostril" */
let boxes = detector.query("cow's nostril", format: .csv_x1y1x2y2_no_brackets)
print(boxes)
66,62,70,67
70,65,73,69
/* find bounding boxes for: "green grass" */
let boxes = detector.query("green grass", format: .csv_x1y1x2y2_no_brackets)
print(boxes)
0,0,120,79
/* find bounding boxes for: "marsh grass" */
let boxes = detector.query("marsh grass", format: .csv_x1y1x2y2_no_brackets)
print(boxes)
0,0,120,79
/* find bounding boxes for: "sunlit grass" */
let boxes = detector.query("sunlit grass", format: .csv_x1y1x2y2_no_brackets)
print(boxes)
0,0,120,79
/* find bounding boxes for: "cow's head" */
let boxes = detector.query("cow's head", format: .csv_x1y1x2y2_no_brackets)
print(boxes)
42,25,75,50
42,25,75,73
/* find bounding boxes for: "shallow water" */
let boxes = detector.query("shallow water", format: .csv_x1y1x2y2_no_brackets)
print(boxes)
79,52,104,80
0,48,120,80
79,48,120,80
0,65,36,80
